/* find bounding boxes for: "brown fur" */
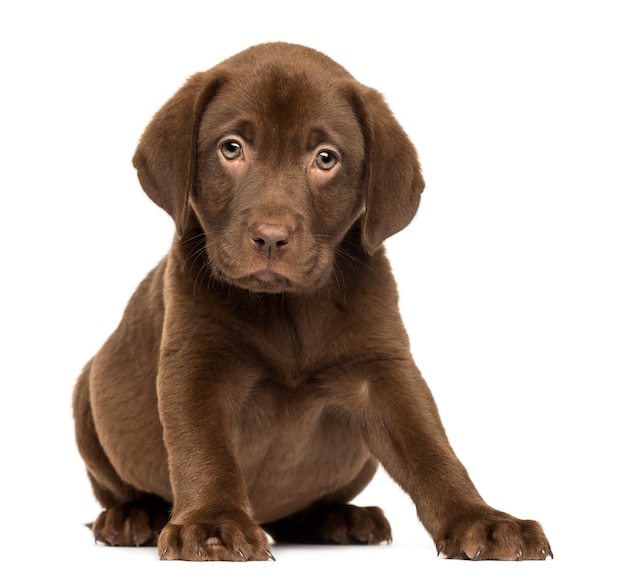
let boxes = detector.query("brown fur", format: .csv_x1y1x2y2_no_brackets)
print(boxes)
73,42,552,561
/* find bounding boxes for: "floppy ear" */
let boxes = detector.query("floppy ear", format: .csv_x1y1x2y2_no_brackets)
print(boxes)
354,86,425,255
132,71,223,236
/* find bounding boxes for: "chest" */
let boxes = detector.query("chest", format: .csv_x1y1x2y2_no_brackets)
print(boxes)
232,382,371,522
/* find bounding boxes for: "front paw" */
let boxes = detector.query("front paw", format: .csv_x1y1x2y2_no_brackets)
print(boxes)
157,515,274,561
437,508,553,561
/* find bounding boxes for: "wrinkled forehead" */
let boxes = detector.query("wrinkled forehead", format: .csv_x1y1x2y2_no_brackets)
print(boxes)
199,65,365,153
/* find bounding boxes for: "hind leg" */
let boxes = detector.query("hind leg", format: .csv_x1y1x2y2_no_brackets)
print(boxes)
90,490,170,547
73,362,170,546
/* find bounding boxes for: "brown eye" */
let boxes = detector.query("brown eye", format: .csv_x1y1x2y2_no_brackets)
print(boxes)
315,150,338,170
220,140,243,160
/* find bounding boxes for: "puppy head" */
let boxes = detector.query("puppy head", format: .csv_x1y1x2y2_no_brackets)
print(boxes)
133,42,424,293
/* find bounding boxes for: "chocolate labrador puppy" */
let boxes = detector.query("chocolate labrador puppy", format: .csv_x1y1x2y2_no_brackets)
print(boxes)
73,42,552,561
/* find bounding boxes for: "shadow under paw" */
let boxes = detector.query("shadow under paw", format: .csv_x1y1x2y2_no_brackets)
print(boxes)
264,503,392,545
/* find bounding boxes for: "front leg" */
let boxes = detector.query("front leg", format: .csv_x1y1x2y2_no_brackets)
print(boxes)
156,344,272,561
349,359,552,560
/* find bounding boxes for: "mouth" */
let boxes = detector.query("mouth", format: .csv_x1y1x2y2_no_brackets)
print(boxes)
209,242,331,294
251,268,285,283
230,268,296,294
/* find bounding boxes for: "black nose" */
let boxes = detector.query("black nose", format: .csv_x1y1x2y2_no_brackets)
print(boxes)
249,222,293,255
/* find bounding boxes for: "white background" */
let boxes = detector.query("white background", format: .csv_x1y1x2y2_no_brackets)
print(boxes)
1,1,624,578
